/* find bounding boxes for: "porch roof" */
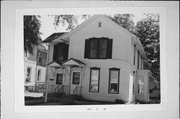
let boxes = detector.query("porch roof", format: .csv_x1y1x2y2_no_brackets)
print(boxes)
62,58,85,67
47,61,62,67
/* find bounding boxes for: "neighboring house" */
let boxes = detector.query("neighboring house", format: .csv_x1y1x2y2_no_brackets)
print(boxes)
43,15,152,103
24,44,47,92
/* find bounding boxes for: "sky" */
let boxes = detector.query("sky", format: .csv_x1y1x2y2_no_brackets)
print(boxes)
39,13,147,41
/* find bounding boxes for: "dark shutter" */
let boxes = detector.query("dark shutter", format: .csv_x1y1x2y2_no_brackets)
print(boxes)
65,44,69,60
53,44,58,61
107,39,113,59
84,39,90,58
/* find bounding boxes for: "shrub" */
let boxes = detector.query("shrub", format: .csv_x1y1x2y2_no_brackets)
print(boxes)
114,99,125,104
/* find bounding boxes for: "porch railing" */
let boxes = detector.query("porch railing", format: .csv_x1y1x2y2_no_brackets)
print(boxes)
59,85,70,95
73,86,82,96
54,85,62,93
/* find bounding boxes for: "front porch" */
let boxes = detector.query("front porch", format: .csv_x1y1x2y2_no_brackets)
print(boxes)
45,58,86,97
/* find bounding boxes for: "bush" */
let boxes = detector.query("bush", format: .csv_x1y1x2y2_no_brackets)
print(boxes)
114,99,125,104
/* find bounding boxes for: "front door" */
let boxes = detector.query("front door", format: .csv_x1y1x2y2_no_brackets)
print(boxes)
70,71,81,94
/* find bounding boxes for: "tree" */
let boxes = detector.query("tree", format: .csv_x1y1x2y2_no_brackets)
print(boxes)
110,14,135,34
53,15,90,30
135,14,160,84
24,15,41,55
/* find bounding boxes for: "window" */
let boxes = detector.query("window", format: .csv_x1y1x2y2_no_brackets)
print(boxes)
141,56,143,70
56,74,63,84
108,68,120,94
38,54,42,63
90,39,98,58
99,39,107,58
98,22,101,27
133,71,136,95
137,51,140,69
72,72,80,84
53,43,69,62
138,80,144,94
37,69,41,81
89,67,100,92
25,67,31,83
133,45,136,65
84,37,112,59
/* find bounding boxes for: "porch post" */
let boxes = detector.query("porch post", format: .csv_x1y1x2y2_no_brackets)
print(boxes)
69,66,71,95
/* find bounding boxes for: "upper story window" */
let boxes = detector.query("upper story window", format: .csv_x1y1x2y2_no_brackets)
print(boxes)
53,43,69,62
25,67,31,83
133,45,136,65
37,69,41,81
141,56,144,70
137,51,140,69
84,37,112,59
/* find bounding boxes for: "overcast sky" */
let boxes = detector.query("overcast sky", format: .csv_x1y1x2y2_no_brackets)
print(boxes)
39,13,147,41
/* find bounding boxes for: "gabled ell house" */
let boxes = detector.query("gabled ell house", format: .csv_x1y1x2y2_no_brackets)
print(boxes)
43,15,151,103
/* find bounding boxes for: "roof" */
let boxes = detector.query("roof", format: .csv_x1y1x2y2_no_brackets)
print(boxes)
43,15,148,60
43,32,66,43
47,60,62,67
62,58,85,66
36,43,48,51
60,15,148,60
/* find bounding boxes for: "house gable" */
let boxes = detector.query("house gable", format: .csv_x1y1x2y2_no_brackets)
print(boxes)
67,15,134,63
60,15,147,61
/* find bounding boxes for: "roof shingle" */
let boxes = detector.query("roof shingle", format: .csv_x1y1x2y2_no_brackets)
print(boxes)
43,32,66,43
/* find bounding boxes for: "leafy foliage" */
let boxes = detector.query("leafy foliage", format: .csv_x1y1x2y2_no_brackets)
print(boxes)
53,15,91,30
135,14,160,83
110,14,135,33
24,16,42,55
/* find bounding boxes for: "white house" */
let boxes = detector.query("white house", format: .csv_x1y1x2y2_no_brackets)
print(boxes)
43,15,151,103
24,44,48,92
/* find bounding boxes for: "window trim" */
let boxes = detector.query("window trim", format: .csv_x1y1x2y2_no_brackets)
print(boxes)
56,73,63,85
108,68,120,94
89,67,100,93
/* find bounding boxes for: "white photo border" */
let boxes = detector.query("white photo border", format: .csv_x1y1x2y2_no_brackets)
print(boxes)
15,7,167,113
